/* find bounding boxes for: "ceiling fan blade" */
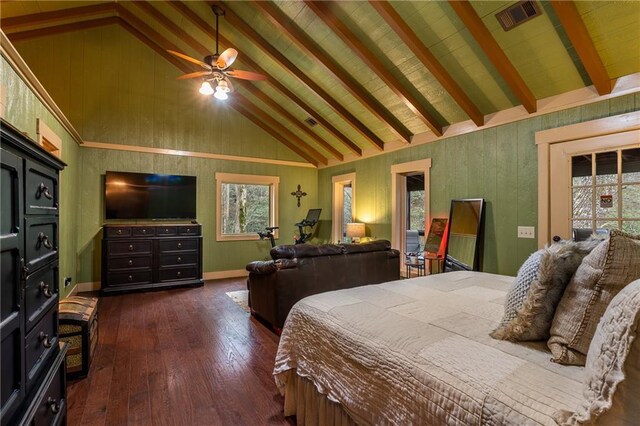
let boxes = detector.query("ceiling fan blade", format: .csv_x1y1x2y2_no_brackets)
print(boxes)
177,71,212,80
217,48,238,70
226,69,268,81
166,50,210,70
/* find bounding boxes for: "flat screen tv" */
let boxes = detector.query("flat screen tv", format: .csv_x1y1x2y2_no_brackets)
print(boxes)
105,171,196,220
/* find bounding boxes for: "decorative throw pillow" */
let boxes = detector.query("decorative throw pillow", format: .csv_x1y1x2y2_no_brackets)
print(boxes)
491,239,600,342
553,279,640,425
548,230,640,365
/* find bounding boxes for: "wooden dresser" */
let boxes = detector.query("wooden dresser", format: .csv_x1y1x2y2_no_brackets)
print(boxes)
101,224,204,294
1,120,68,425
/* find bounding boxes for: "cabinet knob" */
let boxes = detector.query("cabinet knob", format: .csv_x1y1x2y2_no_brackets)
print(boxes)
128,244,134,251
177,271,181,277
177,257,182,263
165,228,169,232
39,281,53,298
187,228,191,233
128,275,133,281
37,182,53,200
39,332,52,348
47,397,60,414
177,242,182,249
128,259,133,266
142,229,146,234
117,229,122,235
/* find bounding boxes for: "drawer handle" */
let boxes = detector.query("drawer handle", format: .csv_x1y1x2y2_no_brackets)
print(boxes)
165,228,169,232
128,275,133,281
117,229,122,235
37,182,53,200
142,229,147,234
128,244,134,251
128,259,133,266
177,271,182,277
186,228,191,233
47,397,61,414
177,242,182,249
39,281,53,298
177,257,182,263
38,232,53,250
39,332,52,348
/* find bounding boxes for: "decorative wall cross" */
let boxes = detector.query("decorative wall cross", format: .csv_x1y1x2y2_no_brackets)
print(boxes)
291,184,307,207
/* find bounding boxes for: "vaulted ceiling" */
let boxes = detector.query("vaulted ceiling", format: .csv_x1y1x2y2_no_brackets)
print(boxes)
2,1,639,167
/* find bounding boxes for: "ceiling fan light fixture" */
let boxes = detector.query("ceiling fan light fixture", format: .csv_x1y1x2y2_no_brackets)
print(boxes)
199,81,214,96
214,89,228,100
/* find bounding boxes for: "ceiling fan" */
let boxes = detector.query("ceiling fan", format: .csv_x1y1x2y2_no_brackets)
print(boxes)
167,5,266,100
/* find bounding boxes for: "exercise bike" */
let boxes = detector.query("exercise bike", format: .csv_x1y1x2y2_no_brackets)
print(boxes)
257,208,322,247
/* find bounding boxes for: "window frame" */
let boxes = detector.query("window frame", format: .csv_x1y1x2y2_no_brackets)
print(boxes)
215,172,279,242
331,173,356,243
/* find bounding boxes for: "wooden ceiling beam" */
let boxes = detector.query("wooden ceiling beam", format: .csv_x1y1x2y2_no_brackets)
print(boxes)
370,1,484,127
448,0,537,113
128,2,332,161
232,93,328,165
230,100,320,167
6,16,119,43
254,1,413,144
1,3,115,33
168,1,361,157
212,1,380,152
550,1,611,95
305,1,443,137
131,1,342,162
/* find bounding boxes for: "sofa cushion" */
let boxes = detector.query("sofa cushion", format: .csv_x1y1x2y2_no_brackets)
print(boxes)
554,279,640,425
271,244,344,260
491,239,600,342
548,230,640,365
341,240,391,254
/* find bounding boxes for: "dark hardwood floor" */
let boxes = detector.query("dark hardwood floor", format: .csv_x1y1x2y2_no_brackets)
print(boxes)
67,278,293,426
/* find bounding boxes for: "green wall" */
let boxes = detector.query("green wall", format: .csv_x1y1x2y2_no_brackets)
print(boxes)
10,24,319,287
1,56,80,298
318,93,640,276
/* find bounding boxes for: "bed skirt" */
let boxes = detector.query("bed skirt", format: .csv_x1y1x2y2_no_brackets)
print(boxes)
276,370,357,426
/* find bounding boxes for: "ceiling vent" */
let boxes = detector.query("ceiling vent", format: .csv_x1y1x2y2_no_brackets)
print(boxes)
304,117,318,127
495,1,542,31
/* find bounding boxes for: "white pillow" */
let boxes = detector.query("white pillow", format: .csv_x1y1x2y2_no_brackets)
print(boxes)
554,279,640,425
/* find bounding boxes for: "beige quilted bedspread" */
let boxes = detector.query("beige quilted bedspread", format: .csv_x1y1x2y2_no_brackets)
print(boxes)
274,271,586,425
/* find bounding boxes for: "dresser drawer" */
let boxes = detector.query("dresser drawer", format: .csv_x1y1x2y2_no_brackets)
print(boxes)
30,347,66,426
156,226,177,236
132,226,155,237
158,238,198,252
25,263,59,332
25,159,59,215
159,252,198,267
1,324,24,423
159,266,198,282
107,240,152,255
178,226,200,236
25,306,58,389
108,255,152,271
105,226,131,238
107,270,153,286
25,217,58,272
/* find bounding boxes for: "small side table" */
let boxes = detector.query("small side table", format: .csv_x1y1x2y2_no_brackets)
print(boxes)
424,253,444,275
405,258,426,277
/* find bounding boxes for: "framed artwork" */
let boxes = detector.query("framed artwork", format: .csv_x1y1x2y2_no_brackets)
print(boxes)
424,218,448,253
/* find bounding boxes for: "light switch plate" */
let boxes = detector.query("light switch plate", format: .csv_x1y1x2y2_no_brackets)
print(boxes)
518,226,535,239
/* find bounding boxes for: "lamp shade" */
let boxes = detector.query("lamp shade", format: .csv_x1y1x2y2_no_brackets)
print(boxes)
345,223,365,239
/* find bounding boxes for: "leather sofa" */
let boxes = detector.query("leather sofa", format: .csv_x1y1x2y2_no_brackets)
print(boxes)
246,240,400,330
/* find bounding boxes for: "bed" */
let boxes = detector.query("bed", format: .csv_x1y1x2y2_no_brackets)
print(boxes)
274,271,586,425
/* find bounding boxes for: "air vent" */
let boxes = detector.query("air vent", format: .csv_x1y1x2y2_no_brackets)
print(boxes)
304,117,318,127
495,1,542,31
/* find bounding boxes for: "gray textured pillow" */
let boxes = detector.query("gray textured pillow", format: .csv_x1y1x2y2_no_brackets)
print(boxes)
554,279,640,425
548,230,640,365
491,239,601,342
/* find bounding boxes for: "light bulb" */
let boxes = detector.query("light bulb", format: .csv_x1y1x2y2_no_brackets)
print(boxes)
199,81,214,96
214,89,228,100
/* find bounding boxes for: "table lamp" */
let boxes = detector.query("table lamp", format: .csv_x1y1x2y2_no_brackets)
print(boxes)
346,222,366,243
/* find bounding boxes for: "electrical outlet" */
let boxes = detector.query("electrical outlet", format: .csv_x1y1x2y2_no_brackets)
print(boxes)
64,277,72,287
517,226,535,239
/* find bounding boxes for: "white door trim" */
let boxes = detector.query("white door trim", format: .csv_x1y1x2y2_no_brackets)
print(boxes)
536,111,640,247
390,159,432,252
331,172,356,243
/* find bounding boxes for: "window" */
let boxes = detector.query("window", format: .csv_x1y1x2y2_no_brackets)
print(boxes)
216,173,279,241
571,147,640,234
332,173,355,243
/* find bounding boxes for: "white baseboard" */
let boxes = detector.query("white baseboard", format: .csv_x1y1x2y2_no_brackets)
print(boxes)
203,269,249,281
75,269,249,293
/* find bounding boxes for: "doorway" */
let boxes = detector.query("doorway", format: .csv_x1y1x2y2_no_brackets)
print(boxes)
331,173,355,243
